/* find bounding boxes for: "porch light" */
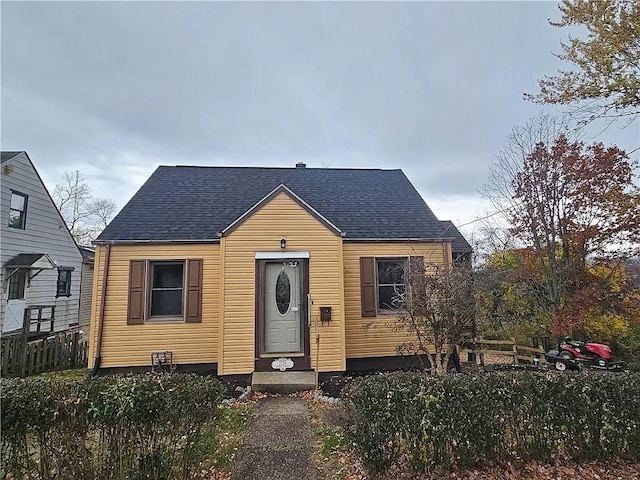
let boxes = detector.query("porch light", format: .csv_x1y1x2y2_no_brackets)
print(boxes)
280,238,287,249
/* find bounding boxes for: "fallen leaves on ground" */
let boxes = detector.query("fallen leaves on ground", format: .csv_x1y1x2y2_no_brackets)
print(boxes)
345,459,640,480
200,466,231,479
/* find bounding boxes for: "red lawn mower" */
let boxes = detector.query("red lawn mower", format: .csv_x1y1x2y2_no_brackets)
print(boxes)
558,337,613,367
545,337,627,372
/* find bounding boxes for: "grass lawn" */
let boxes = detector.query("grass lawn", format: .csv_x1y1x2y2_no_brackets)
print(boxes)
204,404,252,475
37,368,89,380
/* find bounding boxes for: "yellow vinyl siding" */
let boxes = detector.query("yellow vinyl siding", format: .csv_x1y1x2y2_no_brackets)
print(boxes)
88,244,220,368
221,192,344,375
343,242,452,359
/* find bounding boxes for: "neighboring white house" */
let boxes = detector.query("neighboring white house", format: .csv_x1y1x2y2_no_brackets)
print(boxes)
1,151,83,334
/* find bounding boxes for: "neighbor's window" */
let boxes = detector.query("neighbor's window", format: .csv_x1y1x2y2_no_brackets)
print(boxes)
8,270,27,300
149,262,184,318
8,191,28,229
376,258,406,310
56,268,73,297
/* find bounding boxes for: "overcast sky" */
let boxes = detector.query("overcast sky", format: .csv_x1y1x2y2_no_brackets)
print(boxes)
2,1,638,237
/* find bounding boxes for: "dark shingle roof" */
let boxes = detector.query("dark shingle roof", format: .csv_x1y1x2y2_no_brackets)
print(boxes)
5,253,53,268
97,166,470,245
78,246,96,263
439,220,472,253
1,151,24,163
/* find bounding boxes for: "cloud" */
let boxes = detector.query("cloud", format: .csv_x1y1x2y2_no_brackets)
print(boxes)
2,1,638,227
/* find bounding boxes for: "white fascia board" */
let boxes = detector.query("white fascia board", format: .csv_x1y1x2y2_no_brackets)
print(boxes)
255,251,310,259
32,254,57,269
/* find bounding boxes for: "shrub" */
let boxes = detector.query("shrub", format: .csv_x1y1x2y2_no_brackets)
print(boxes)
343,371,640,476
0,373,225,480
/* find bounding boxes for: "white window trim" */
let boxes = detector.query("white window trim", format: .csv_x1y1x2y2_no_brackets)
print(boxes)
255,251,310,259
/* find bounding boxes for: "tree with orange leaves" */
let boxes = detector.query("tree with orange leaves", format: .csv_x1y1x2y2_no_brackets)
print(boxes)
485,115,640,339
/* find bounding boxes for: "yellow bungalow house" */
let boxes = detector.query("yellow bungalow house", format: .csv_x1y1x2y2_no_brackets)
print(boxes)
89,163,471,382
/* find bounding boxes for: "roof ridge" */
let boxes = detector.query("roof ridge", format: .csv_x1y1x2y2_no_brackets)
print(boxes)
163,165,396,171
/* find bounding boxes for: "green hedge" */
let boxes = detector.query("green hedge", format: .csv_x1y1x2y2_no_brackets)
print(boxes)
1,373,225,480
343,371,640,476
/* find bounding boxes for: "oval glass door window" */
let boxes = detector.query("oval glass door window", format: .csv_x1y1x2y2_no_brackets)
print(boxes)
275,271,291,315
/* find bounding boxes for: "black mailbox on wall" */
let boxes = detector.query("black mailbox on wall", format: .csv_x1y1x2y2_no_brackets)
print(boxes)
320,306,332,324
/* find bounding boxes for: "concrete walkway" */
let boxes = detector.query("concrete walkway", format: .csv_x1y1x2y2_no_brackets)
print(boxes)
231,397,316,480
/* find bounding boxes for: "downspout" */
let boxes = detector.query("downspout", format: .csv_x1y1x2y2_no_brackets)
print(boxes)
90,244,111,376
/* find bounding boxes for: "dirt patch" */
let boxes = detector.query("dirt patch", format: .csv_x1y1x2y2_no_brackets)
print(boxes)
482,352,519,365
318,374,349,397
219,374,252,399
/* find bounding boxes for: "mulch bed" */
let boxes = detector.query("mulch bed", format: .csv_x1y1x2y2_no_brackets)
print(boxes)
218,374,252,399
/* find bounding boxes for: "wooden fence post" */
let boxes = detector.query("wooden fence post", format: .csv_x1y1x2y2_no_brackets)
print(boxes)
70,332,79,368
63,333,70,369
20,308,30,377
511,339,518,365
476,338,485,366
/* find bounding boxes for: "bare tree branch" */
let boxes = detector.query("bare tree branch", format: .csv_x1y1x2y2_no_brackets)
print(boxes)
52,170,116,245
395,261,475,374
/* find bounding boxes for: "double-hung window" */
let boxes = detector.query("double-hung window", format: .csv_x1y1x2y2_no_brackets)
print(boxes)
376,258,406,311
149,262,185,318
56,267,73,297
8,191,28,229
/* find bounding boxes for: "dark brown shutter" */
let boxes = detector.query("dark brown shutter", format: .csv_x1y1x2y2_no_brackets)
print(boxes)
360,257,377,317
185,259,203,323
443,242,451,271
127,260,146,325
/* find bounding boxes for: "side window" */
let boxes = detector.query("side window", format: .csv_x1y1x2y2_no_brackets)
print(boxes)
56,268,73,297
376,258,406,310
127,259,203,324
149,261,185,319
8,271,27,300
8,191,28,229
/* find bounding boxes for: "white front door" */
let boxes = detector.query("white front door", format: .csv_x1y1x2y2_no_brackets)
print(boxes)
264,261,301,353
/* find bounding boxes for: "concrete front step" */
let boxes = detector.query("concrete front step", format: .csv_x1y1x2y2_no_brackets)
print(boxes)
252,371,316,394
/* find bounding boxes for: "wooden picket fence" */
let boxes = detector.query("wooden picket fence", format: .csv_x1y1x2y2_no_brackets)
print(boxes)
1,330,88,378
473,338,546,366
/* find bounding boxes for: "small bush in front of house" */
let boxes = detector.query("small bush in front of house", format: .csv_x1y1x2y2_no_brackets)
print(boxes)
0,373,225,480
343,371,640,476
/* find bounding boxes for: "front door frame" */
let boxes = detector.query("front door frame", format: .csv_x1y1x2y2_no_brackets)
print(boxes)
255,257,310,371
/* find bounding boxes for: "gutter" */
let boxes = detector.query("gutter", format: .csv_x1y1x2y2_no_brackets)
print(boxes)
90,244,111,376
92,239,220,246
93,237,465,246
342,237,454,243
